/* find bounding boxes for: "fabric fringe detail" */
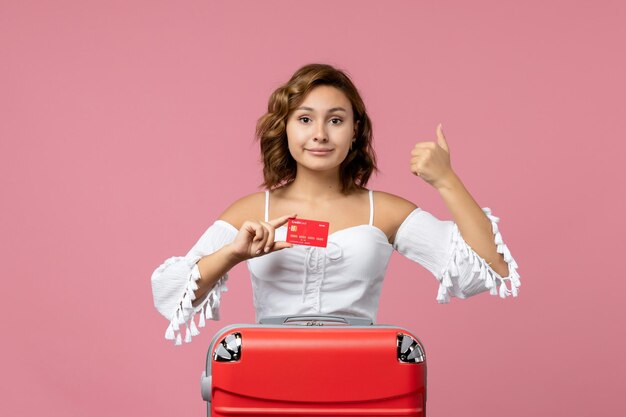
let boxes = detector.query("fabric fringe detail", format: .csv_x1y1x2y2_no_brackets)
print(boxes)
182,294,192,309
190,318,200,336
198,305,206,328
436,207,521,304
163,265,229,346
171,312,179,331
165,323,175,340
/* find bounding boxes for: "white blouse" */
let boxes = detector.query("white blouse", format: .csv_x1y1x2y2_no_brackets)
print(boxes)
151,190,520,345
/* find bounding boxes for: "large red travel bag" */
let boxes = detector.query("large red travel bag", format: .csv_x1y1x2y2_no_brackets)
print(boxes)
201,315,427,416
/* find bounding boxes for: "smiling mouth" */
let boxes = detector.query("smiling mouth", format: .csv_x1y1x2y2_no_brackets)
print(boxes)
306,149,334,154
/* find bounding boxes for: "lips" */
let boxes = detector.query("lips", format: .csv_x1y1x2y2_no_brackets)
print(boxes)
306,148,334,155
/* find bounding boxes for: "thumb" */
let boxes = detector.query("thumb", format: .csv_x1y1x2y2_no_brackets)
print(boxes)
436,123,449,153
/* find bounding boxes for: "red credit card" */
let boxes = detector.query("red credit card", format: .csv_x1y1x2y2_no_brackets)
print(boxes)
286,218,329,248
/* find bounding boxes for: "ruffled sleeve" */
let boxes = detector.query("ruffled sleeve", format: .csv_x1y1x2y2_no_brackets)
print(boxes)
393,207,521,303
151,220,238,345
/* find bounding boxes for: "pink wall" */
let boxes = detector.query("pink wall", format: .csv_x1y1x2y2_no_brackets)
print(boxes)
2,1,624,415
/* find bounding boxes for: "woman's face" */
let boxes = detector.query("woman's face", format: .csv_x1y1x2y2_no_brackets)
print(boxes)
286,85,357,175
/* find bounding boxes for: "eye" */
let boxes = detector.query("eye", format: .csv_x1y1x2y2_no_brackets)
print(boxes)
329,118,343,125
298,116,311,124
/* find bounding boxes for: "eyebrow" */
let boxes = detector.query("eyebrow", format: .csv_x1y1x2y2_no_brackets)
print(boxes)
295,106,348,113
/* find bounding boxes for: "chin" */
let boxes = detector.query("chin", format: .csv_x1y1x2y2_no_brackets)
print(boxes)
298,162,341,172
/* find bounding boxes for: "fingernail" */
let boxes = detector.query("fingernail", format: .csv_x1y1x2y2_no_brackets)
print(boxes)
264,246,270,253
256,249,262,255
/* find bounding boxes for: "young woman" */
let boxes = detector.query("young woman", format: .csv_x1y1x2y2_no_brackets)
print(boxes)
151,63,520,345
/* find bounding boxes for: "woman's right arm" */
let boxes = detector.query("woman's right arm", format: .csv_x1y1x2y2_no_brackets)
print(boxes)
150,220,238,345
193,212,296,302
151,193,295,345
192,245,242,305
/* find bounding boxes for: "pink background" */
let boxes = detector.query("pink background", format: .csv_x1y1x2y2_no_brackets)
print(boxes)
2,1,624,416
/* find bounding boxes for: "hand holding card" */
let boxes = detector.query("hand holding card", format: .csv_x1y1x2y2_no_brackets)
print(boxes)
286,218,330,248
231,213,297,261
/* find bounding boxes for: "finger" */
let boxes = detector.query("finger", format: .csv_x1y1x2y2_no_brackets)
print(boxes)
411,156,425,165
271,241,294,252
254,222,270,254
245,223,267,256
251,222,265,242
411,144,436,156
243,222,263,240
411,143,434,154
268,213,297,228
410,160,426,175
436,123,449,152
259,220,275,253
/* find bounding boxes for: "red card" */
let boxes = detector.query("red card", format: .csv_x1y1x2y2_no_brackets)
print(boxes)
286,218,329,248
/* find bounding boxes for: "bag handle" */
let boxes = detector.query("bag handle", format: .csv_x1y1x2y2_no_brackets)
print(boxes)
258,314,373,326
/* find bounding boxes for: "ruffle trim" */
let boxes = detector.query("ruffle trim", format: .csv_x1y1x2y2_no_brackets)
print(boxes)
436,207,521,303
162,262,229,346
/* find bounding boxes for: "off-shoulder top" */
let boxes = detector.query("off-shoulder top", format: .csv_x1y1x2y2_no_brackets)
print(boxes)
151,190,520,345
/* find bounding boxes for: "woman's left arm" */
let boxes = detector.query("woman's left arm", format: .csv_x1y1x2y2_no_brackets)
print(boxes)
410,123,508,277
434,171,509,277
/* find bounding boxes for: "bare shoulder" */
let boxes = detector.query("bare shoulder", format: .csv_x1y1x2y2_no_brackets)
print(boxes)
218,191,266,229
374,191,417,220
373,191,418,242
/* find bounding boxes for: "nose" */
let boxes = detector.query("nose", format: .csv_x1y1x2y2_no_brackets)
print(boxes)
313,121,328,142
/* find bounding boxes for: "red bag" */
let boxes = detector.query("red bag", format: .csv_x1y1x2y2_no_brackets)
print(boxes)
201,315,427,416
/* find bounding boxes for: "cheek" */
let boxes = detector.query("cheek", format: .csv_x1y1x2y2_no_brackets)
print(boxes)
285,126,302,157
286,123,307,145
335,126,354,144
285,127,295,145
286,139,297,157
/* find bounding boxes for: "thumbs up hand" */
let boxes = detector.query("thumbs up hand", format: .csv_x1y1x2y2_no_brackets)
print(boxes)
410,123,456,190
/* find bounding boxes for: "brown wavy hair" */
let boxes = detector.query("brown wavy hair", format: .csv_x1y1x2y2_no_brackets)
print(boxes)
256,63,377,194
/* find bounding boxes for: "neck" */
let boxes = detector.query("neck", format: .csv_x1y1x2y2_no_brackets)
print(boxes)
284,167,346,201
